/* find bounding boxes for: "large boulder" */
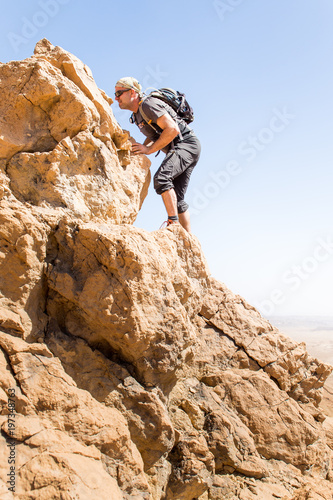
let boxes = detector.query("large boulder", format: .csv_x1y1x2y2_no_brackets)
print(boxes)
0,40,332,499
0,38,150,225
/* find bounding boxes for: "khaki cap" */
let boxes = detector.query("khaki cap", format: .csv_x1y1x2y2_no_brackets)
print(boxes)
115,77,142,94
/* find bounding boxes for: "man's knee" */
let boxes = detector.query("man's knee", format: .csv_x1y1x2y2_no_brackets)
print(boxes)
177,200,189,213
153,173,173,195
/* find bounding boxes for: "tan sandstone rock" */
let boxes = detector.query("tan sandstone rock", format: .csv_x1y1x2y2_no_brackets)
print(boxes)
0,38,150,225
45,220,210,388
0,40,333,499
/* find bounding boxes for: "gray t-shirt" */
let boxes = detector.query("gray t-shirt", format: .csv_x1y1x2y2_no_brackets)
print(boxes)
132,96,190,153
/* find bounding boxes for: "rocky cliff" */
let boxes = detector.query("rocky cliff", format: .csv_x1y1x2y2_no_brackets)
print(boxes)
0,39,332,500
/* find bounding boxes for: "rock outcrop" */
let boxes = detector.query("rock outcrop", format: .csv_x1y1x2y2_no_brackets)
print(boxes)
0,39,332,499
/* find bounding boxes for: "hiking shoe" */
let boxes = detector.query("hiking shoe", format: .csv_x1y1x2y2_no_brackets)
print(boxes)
159,218,180,229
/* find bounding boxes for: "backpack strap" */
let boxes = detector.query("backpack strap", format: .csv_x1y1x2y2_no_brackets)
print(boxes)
138,97,160,134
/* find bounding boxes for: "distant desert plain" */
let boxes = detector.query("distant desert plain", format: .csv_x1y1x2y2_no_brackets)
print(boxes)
269,316,333,417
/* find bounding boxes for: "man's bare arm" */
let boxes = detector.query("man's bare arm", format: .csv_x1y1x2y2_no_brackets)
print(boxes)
131,113,180,155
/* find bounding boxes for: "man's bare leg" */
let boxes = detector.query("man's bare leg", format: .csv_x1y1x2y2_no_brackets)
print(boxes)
161,189,178,219
178,211,191,232
161,189,191,232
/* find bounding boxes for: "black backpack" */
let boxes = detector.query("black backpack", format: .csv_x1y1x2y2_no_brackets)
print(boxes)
140,87,194,125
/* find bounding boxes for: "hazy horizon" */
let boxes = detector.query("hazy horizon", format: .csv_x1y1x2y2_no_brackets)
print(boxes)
267,315,333,368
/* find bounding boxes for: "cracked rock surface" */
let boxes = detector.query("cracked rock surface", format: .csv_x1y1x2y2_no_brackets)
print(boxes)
0,39,333,499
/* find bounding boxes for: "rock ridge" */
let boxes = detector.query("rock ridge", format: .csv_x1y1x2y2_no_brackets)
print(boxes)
0,39,332,499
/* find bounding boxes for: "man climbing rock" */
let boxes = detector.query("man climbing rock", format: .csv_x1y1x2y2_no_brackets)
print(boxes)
114,77,201,232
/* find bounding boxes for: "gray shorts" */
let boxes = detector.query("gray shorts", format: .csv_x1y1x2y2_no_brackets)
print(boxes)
153,132,201,213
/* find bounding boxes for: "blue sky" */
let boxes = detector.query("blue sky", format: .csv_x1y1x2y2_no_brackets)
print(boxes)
1,0,333,317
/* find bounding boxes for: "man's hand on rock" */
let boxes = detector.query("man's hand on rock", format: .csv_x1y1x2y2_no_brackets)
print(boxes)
131,143,152,155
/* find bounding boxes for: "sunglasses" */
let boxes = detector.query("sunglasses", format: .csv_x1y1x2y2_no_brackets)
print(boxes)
115,88,131,98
